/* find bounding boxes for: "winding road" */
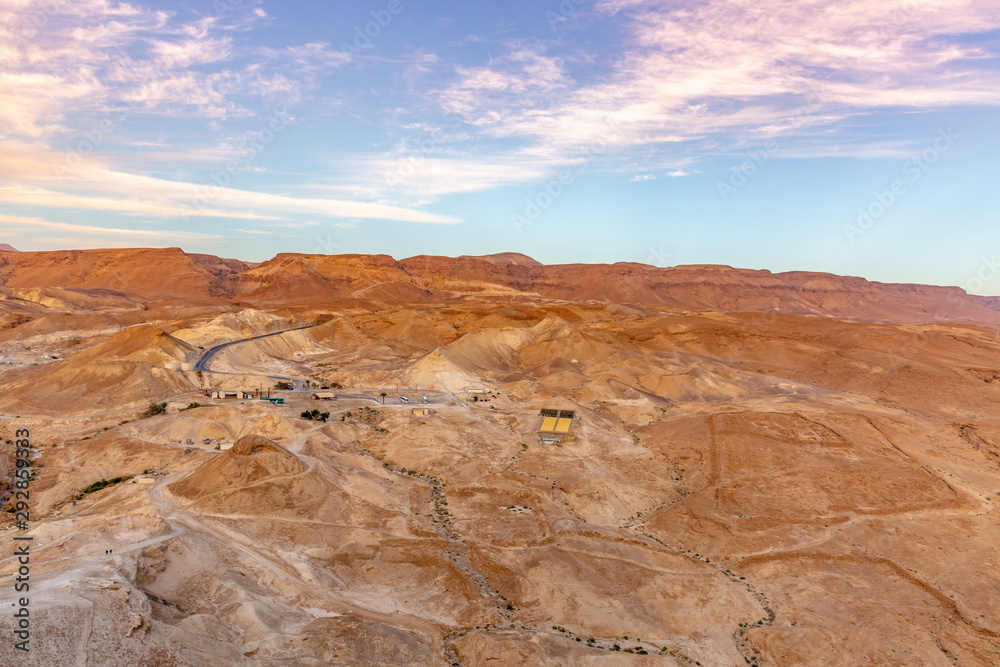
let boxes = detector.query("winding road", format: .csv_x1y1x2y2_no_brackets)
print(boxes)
194,324,320,391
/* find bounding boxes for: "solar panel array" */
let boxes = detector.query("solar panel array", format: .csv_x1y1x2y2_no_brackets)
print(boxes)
539,409,575,434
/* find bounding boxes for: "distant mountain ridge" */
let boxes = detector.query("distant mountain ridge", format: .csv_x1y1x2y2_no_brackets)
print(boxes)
0,246,997,325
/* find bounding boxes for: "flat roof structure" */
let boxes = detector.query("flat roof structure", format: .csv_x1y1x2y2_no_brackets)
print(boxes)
538,408,576,437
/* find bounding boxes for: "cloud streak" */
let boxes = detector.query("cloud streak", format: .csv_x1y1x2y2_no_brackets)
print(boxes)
0,212,223,248
0,2,457,226
391,0,1000,197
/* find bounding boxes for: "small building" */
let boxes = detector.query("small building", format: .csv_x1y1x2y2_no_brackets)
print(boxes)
465,388,491,395
134,475,157,485
538,407,576,443
311,392,337,400
216,390,251,399
411,408,432,416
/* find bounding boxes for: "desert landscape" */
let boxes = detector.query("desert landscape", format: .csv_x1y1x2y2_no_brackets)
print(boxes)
0,247,998,665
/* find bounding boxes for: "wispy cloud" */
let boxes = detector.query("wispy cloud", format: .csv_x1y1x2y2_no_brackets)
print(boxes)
399,0,1000,197
3,0,999,239
0,139,459,223
0,2,457,227
0,212,223,246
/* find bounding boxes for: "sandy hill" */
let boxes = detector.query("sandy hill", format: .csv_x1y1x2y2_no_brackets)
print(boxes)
0,247,248,299
78,325,197,365
0,247,998,324
458,252,543,267
167,435,308,500
0,243,19,252
234,253,429,305
5,291,1000,664
171,308,291,347
1,286,141,313
397,254,1000,323
0,325,198,415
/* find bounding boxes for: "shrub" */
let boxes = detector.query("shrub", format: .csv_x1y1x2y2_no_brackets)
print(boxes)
75,476,130,500
143,402,167,417
301,409,330,422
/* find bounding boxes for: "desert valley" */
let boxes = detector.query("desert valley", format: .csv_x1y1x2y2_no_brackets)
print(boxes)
0,246,999,666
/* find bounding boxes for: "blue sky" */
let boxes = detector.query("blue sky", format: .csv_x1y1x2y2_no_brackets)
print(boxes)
1,0,999,292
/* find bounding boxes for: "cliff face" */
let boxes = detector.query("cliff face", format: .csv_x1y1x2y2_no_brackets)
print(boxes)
0,247,245,299
0,247,996,323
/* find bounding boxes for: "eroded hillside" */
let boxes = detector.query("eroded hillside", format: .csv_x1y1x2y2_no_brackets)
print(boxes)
0,253,998,665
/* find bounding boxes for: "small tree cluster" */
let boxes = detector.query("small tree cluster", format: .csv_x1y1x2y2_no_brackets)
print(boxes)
75,476,130,500
143,403,167,417
300,409,330,422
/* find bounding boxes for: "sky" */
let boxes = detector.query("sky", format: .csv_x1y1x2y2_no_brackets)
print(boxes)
1,0,999,292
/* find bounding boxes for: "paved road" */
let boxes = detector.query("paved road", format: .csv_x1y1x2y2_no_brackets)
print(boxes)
195,324,320,391
195,324,318,372
0,391,205,421
195,326,454,405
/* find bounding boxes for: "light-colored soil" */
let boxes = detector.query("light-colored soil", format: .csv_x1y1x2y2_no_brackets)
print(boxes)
1,252,999,665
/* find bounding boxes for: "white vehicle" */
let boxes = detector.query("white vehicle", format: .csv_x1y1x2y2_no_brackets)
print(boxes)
422,396,429,403
401,396,410,402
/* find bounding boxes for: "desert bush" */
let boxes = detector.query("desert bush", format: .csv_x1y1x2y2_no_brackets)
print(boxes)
75,476,130,500
143,402,167,417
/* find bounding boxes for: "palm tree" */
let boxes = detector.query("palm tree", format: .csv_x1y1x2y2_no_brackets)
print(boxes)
380,392,387,404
